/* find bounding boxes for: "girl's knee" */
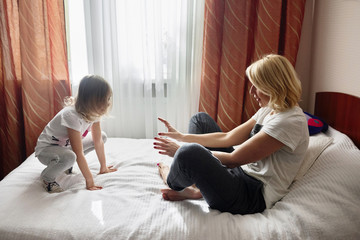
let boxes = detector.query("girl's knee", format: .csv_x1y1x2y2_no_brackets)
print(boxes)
63,151,76,165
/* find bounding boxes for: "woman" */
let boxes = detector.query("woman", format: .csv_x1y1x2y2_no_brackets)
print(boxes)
154,54,309,214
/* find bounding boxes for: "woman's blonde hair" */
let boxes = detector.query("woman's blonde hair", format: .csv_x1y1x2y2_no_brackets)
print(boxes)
245,54,302,112
64,75,112,122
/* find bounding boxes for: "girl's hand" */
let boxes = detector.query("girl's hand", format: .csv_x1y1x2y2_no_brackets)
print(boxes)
154,137,180,157
99,165,117,174
158,117,184,141
86,179,103,191
87,185,103,191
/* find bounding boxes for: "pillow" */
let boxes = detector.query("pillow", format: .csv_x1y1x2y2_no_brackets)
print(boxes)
304,112,329,135
294,133,333,181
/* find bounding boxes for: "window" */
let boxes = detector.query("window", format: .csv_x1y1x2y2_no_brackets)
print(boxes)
65,0,204,138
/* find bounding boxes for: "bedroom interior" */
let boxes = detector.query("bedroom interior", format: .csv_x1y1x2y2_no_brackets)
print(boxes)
1,0,359,239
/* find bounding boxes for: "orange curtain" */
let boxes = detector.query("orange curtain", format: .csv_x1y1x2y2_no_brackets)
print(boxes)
199,0,306,131
0,0,70,179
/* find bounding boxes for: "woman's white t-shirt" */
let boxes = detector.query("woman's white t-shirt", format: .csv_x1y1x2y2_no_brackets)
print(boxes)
35,106,96,156
241,106,309,208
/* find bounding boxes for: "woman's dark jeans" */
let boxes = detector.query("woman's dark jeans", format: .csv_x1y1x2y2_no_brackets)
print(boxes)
166,112,266,214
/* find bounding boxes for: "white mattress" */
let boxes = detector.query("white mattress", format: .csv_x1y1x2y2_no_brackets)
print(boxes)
0,127,359,240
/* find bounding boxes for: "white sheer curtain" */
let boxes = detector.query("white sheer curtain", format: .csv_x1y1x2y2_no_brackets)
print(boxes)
66,0,204,138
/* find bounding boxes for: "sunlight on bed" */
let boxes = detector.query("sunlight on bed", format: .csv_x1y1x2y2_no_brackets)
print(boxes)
199,201,210,213
91,200,104,226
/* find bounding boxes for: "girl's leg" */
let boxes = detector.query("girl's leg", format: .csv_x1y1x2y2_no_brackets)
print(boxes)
37,146,76,183
167,143,265,214
188,112,234,153
82,131,107,155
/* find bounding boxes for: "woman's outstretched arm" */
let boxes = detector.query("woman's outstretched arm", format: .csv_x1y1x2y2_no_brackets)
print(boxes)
158,117,256,148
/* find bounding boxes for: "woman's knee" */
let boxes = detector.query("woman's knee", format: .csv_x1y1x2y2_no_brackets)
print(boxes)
176,143,204,158
190,112,211,125
175,143,210,169
188,112,221,134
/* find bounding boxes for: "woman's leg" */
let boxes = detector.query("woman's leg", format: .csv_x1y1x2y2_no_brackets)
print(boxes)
165,143,265,214
188,112,234,153
158,163,202,200
37,146,76,183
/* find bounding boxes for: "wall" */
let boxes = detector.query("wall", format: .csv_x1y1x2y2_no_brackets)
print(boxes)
296,0,360,113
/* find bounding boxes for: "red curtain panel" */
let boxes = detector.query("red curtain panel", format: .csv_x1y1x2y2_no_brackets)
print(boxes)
199,0,306,131
0,0,70,179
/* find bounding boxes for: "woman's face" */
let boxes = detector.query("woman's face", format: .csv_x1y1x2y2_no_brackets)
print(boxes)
249,83,270,107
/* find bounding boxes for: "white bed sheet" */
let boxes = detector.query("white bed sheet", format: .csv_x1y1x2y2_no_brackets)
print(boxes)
0,127,359,240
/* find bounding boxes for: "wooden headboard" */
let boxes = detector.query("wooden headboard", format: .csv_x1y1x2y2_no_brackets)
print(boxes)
314,92,360,149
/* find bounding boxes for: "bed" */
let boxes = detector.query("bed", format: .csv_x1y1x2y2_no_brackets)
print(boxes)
0,92,359,240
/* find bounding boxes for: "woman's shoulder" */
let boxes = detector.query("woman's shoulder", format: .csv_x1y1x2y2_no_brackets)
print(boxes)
266,107,309,150
274,106,307,129
279,106,305,119
254,107,272,116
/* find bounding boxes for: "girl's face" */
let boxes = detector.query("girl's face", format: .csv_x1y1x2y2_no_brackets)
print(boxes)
249,83,270,107
98,95,112,115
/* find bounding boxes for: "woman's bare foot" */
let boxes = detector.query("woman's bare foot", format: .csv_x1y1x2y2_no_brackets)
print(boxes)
157,162,169,185
157,162,202,201
160,187,202,201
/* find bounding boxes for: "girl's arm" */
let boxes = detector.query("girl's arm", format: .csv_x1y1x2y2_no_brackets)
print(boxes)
213,131,284,168
158,117,256,148
68,128,102,190
91,122,117,174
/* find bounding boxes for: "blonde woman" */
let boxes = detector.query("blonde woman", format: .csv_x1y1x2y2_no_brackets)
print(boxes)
35,75,116,193
154,54,309,214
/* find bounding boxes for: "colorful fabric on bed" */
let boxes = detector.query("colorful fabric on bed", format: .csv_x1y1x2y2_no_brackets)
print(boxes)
304,111,329,135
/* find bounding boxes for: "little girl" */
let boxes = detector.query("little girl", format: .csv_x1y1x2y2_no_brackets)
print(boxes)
35,75,116,193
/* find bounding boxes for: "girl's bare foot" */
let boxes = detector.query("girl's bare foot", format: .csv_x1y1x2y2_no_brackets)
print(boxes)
157,162,202,201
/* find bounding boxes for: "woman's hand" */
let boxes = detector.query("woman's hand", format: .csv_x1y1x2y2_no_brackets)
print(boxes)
99,165,117,174
154,137,180,157
158,117,184,141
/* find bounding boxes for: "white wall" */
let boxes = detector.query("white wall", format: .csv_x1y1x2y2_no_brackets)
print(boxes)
296,0,360,113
